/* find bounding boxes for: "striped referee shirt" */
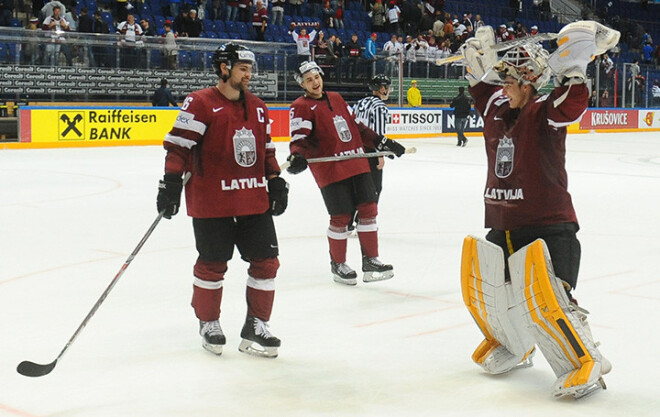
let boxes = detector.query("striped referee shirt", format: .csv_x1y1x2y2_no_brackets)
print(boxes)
353,95,389,136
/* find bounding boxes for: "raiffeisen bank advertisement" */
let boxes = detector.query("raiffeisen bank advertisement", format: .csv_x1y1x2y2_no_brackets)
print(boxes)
18,106,178,147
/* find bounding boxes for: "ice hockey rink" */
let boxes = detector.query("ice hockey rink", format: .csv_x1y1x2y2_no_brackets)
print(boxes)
1,130,659,417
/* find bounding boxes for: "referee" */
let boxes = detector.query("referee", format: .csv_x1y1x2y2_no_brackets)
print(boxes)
350,74,392,231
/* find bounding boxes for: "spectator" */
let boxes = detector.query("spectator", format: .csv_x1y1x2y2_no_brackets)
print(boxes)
41,1,66,19
308,0,322,19
600,89,612,107
288,0,302,17
345,32,361,80
333,0,345,29
652,79,660,106
152,78,179,106
321,1,334,28
407,79,421,107
530,24,538,36
413,33,429,77
92,10,110,67
163,21,178,69
116,0,130,23
141,18,157,37
473,13,485,31
364,32,377,79
42,5,69,66
426,36,440,77
184,9,203,37
371,0,386,33
225,0,239,21
237,0,251,23
588,89,598,107
174,9,189,36
117,13,143,68
383,33,402,77
386,1,400,33
252,1,268,41
24,17,41,65
643,40,653,64
78,8,95,66
169,0,181,19
211,0,222,20
289,23,318,66
312,30,329,64
329,33,343,82
602,53,614,89
271,0,285,26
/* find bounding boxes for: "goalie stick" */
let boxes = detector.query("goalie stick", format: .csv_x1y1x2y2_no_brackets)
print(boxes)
279,147,417,171
17,173,192,378
435,32,559,66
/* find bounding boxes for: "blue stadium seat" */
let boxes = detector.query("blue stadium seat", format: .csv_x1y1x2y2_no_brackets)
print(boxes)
178,50,191,67
214,20,225,31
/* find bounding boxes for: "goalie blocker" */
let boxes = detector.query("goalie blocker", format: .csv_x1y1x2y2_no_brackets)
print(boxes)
461,236,611,399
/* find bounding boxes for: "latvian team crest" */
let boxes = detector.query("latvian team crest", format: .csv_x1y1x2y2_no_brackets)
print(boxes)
333,115,352,143
233,127,257,167
495,137,514,178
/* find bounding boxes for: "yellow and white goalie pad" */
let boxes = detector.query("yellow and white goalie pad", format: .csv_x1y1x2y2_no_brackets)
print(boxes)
508,239,611,399
461,236,536,375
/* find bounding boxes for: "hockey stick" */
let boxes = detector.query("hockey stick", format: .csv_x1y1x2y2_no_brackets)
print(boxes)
279,147,417,171
17,173,191,378
435,32,559,66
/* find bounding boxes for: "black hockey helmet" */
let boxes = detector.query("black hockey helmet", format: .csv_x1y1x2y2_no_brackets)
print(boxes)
368,74,391,91
212,43,256,77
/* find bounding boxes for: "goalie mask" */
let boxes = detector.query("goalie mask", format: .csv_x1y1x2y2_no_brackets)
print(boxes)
492,43,551,91
295,60,324,84
212,43,257,79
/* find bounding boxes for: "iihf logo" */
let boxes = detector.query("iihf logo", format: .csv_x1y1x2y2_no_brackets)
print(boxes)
495,137,514,178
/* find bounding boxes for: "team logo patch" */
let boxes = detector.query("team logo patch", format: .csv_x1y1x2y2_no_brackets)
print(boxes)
333,115,352,143
495,137,514,178
233,127,257,167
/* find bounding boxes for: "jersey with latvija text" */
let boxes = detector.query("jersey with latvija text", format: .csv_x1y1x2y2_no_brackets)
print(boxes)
163,87,280,218
289,91,381,188
469,82,588,230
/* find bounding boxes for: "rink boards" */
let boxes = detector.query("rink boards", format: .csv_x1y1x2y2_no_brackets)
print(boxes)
5,105,660,149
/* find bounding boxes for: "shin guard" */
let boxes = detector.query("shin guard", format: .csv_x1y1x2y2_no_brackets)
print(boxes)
509,239,610,398
461,236,536,375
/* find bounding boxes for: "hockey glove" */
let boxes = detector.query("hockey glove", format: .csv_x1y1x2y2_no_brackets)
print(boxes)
375,136,406,158
286,153,308,174
268,176,289,216
157,173,183,219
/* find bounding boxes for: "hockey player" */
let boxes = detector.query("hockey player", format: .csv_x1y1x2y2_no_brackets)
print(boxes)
286,61,405,285
459,22,619,398
156,43,288,358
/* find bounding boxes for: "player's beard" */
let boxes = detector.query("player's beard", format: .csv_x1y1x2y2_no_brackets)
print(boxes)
230,78,248,92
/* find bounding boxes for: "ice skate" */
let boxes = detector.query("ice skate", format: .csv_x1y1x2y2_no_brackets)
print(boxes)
331,261,358,286
239,316,281,358
362,256,394,282
199,320,226,355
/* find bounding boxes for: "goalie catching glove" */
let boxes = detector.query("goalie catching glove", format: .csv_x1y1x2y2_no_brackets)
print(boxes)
375,136,405,158
548,20,620,85
157,173,183,219
460,26,501,86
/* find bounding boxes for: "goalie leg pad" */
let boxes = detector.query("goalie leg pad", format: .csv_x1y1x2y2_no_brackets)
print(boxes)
461,236,536,374
509,239,610,399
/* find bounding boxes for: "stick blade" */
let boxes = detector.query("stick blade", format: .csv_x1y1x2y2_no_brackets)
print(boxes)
17,359,57,377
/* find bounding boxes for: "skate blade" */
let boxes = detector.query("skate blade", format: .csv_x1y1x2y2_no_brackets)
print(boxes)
554,377,607,399
202,342,224,355
333,275,357,286
238,339,278,358
363,270,394,282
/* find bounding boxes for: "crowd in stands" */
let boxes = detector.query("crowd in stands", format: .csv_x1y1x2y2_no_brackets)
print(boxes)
1,0,659,103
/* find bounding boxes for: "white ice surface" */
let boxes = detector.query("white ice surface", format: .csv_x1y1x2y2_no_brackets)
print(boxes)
1,132,659,416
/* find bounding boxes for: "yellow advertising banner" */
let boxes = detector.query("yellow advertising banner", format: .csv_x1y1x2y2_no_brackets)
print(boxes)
27,107,179,147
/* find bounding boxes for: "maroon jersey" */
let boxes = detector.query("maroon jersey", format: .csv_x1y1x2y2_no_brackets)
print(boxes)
289,91,380,188
163,87,280,218
469,82,589,230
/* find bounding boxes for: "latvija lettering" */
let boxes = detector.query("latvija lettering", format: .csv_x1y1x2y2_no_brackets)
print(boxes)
484,187,524,200
221,177,268,191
